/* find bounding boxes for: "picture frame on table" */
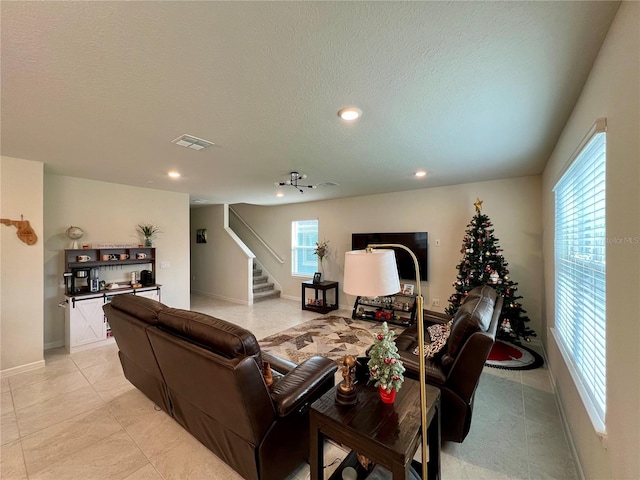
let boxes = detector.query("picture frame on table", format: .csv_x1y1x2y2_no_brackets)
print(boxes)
401,283,414,295
313,272,322,284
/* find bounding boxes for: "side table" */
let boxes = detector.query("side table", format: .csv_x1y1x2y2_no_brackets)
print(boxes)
302,280,339,314
310,378,441,480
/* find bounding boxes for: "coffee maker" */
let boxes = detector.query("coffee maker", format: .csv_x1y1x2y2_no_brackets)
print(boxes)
65,267,100,294
69,268,90,293
89,268,100,293
140,270,154,286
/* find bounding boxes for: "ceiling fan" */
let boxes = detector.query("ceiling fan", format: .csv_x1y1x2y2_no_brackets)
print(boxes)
275,172,317,193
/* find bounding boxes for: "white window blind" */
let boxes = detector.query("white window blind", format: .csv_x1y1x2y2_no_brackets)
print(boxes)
554,121,606,429
291,219,318,276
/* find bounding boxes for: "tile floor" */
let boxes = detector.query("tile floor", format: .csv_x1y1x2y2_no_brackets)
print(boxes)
1,295,578,480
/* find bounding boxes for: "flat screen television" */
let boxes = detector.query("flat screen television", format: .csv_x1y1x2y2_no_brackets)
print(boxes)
351,232,428,281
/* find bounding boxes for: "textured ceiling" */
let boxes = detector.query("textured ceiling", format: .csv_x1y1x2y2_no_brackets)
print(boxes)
1,1,619,206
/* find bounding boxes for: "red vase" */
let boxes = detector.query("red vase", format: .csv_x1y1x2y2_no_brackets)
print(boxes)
379,386,397,404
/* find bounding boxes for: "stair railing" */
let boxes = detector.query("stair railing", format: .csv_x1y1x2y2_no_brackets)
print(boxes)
229,206,285,264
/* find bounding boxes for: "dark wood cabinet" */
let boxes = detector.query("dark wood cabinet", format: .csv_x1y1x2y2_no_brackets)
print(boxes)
65,247,156,271
302,280,339,314
64,247,156,295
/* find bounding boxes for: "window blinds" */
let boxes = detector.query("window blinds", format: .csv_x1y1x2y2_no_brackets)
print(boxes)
554,127,606,425
291,219,318,276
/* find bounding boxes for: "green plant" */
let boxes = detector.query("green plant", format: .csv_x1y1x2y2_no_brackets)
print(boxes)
136,223,162,238
368,322,405,393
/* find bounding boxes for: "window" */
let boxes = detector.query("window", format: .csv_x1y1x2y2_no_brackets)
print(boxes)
553,119,606,432
292,219,318,276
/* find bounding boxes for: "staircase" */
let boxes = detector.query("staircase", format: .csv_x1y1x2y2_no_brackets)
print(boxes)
253,261,280,303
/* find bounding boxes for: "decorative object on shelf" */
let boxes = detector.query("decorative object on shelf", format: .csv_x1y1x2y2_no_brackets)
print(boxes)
137,222,162,247
401,283,414,295
313,238,330,277
367,322,405,404
93,242,139,248
313,272,322,284
275,171,317,193
335,355,360,405
344,245,428,479
446,199,536,343
196,228,207,243
62,225,83,248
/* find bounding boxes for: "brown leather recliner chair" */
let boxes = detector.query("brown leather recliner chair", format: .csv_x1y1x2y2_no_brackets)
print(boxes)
104,294,337,480
102,294,172,414
395,285,502,443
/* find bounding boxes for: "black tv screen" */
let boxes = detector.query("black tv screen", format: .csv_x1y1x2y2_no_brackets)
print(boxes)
351,232,428,281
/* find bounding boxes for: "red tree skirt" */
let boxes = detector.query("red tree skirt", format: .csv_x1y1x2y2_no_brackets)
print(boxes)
485,340,544,370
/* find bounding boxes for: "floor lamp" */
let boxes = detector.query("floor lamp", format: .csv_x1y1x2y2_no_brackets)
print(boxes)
343,245,428,480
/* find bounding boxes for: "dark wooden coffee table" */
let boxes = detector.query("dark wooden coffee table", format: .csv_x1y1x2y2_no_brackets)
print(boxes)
310,378,441,480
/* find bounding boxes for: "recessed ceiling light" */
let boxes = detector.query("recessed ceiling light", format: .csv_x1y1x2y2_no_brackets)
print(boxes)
338,107,362,121
414,170,427,178
168,171,181,178
276,192,284,197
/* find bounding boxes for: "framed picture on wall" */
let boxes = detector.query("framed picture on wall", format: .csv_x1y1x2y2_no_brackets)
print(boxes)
196,229,207,244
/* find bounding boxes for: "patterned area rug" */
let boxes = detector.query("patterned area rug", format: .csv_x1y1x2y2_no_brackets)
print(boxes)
259,316,400,364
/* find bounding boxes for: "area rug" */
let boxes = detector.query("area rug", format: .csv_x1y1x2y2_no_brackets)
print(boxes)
258,316,396,364
485,340,544,370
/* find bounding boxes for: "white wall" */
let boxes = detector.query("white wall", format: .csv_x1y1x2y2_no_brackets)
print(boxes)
190,204,253,304
44,174,191,349
1,157,45,373
542,3,640,479
225,175,543,335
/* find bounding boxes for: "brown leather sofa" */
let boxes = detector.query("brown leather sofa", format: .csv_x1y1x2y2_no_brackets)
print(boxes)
103,294,337,480
395,285,502,443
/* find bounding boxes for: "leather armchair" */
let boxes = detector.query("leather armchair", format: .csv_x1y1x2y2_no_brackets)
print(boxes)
395,285,502,442
104,294,337,480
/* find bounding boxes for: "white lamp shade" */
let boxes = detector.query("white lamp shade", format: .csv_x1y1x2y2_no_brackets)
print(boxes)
343,249,401,297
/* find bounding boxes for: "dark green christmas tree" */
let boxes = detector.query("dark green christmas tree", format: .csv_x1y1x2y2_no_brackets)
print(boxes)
445,198,536,343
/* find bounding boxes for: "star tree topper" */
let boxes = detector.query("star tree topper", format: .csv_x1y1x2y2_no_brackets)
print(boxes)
474,197,483,213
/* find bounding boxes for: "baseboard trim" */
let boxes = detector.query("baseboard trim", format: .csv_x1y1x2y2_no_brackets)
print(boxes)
44,340,65,351
1,359,46,378
543,339,586,480
190,290,250,306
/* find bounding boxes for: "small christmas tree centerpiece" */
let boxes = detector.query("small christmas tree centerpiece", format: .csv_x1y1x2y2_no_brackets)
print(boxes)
368,322,405,403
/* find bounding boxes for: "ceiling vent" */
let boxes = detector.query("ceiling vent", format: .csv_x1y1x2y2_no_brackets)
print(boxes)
171,134,215,151
317,182,339,187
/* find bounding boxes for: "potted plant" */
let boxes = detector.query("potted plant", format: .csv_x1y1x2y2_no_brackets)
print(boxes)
368,322,405,403
137,223,162,247
313,239,329,278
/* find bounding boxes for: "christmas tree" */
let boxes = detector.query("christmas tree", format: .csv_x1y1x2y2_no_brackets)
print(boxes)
445,198,536,343
368,322,406,393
